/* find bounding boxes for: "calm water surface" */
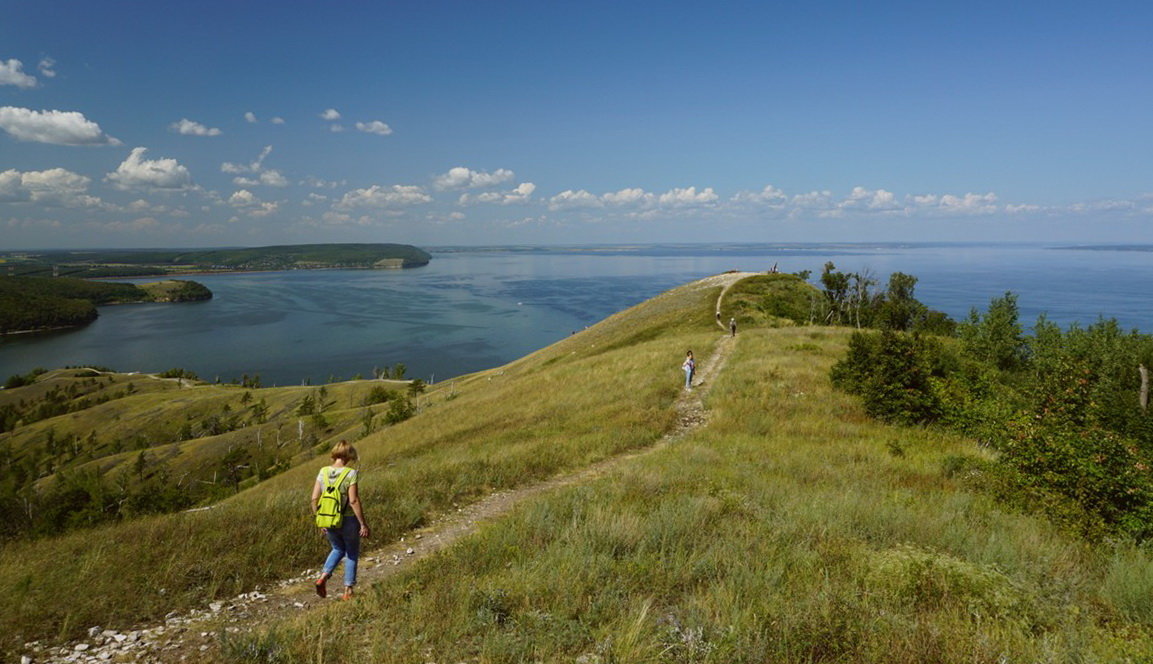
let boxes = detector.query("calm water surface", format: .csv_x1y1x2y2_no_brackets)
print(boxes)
1,244,1149,385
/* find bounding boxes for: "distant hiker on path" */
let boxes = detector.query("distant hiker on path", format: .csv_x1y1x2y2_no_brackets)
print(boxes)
729,317,737,337
312,440,371,601
682,350,695,389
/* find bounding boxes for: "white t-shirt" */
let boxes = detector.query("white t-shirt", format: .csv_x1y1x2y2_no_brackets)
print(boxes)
316,466,359,514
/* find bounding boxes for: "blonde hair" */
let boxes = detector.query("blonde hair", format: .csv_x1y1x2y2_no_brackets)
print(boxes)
330,440,359,463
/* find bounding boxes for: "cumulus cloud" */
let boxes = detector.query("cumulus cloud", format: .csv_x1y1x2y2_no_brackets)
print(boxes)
906,192,999,215
221,146,287,187
228,189,278,217
355,120,392,136
320,108,341,121
0,170,28,202
244,111,257,123
233,170,289,188
221,145,273,174
0,59,37,88
602,188,656,207
838,186,899,212
170,118,222,136
435,166,516,190
548,189,603,211
459,182,537,205
335,184,432,209
37,57,56,79
271,116,285,125
106,147,192,190
657,186,718,207
301,175,345,189
0,167,102,207
731,185,788,206
0,106,120,145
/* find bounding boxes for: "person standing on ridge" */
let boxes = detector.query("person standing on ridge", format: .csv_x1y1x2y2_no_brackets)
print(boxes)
729,317,737,337
682,350,695,390
311,440,370,600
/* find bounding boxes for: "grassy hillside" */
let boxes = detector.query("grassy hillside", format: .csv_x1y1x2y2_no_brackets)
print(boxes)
0,275,724,656
4,272,1152,662
238,325,1153,662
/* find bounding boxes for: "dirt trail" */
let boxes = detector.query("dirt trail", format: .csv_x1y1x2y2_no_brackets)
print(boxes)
26,272,755,664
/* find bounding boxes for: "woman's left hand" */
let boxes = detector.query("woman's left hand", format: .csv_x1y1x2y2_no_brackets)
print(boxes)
359,524,370,538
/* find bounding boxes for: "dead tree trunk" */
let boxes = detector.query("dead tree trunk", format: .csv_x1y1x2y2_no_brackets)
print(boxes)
1140,364,1149,411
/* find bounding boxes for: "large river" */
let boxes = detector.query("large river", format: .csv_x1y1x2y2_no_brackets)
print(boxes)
1,243,1148,385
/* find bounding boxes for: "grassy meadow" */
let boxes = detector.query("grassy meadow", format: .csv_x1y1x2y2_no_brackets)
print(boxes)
226,322,1153,663
5,272,1153,662
0,276,722,656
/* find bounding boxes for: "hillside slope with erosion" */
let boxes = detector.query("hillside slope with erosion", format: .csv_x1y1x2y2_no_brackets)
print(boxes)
4,272,1152,663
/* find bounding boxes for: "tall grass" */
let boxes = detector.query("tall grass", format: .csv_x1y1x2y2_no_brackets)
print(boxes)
236,325,1153,663
0,279,722,655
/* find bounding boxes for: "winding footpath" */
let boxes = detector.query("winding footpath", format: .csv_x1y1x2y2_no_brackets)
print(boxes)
24,272,756,664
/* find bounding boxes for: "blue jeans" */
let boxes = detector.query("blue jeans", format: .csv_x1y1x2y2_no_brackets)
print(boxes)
322,514,360,587
684,367,693,388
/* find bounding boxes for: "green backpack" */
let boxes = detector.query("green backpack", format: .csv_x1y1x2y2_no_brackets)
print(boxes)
315,467,352,529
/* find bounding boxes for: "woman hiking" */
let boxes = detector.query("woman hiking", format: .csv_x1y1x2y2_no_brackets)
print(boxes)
682,349,695,390
311,440,371,600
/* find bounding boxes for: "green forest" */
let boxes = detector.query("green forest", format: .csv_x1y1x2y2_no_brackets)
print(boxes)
824,266,1153,543
0,276,211,333
0,242,432,278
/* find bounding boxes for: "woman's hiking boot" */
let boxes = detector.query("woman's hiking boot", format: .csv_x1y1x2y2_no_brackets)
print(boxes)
341,587,354,601
314,574,330,598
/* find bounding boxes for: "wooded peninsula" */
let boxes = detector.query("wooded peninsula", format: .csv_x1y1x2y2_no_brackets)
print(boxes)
0,242,432,278
0,277,213,334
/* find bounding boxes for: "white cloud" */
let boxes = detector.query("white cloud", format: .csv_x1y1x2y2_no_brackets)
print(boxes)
902,191,999,214
271,116,285,125
221,145,273,174
355,120,393,136
548,189,603,211
791,190,836,209
0,170,28,202
435,166,516,190
228,189,278,217
0,167,102,207
0,59,36,88
244,111,257,123
301,175,345,189
838,186,899,212
459,182,537,205
37,57,56,79
234,169,288,188
0,106,120,145
657,186,718,207
106,147,192,190
732,185,788,206
320,108,341,121
329,124,345,132
170,118,222,136
602,188,655,207
335,184,432,209
221,146,286,187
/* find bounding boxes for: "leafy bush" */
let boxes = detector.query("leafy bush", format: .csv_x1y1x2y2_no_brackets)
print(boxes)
830,330,945,425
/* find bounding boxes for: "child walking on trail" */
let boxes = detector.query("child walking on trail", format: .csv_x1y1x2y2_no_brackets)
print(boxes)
312,440,371,600
682,350,695,389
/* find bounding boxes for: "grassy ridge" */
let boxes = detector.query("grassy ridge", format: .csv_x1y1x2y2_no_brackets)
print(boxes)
252,326,1153,663
0,278,724,655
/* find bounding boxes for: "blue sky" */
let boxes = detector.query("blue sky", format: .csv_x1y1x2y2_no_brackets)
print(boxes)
2,0,1152,248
